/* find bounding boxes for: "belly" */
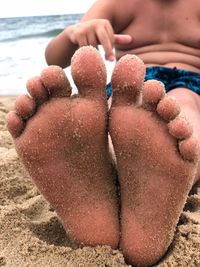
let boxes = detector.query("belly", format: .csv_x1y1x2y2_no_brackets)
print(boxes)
115,43,200,72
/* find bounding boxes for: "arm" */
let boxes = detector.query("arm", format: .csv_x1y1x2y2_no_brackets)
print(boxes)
45,0,132,68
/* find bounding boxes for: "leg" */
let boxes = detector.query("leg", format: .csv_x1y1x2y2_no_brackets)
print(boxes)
109,55,199,266
6,46,119,248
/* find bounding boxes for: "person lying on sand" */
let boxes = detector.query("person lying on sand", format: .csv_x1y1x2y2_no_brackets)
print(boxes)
6,0,200,266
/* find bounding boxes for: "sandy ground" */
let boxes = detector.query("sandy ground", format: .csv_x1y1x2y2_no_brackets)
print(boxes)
0,96,200,267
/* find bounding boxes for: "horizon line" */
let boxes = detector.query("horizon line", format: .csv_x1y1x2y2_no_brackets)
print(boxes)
0,12,84,19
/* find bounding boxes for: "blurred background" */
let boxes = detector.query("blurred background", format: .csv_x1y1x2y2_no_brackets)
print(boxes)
0,0,115,95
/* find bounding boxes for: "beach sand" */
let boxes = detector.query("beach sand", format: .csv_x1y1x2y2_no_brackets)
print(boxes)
0,96,200,267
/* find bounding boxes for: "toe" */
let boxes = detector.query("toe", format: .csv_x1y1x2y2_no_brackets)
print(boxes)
6,111,24,138
157,95,181,121
179,137,200,162
15,95,36,119
143,80,165,110
26,76,49,105
71,46,107,99
111,54,145,106
168,116,192,140
41,65,72,98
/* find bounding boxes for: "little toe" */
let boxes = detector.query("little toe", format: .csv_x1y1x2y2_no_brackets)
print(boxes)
26,76,49,105
41,65,72,98
15,95,36,119
6,111,24,138
111,54,146,106
142,80,165,110
168,116,193,140
157,95,181,121
71,46,107,99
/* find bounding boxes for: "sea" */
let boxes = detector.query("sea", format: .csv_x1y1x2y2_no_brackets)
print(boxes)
0,14,115,96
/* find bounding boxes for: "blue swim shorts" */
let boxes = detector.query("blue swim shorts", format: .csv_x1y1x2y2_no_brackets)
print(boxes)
106,66,200,98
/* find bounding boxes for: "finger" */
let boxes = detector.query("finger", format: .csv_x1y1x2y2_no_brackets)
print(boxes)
96,28,115,61
87,31,98,49
104,22,116,61
114,34,132,45
77,34,89,47
105,22,115,45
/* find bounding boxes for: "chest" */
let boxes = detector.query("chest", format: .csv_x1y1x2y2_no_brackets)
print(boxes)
118,0,200,48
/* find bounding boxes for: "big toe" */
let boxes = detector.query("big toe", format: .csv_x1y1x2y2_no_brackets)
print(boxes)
71,46,107,99
111,54,146,106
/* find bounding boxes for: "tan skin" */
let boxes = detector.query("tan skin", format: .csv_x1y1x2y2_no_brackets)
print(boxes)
6,1,200,265
46,0,200,179
45,0,200,71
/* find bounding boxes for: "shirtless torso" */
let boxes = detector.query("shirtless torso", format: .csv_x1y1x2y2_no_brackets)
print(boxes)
114,0,200,71
82,0,200,71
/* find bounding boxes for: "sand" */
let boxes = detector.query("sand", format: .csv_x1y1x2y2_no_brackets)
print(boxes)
0,96,200,267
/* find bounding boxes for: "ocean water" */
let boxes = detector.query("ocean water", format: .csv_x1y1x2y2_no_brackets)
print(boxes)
0,14,115,96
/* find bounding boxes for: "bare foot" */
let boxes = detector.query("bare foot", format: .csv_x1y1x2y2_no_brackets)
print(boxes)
6,46,119,248
109,55,199,266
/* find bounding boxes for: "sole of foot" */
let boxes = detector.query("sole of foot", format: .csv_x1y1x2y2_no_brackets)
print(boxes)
6,46,119,248
109,55,199,266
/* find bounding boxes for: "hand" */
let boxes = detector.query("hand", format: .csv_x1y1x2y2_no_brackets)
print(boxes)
67,19,132,61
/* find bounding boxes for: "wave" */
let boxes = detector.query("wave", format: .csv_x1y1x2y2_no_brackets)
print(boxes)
1,28,64,42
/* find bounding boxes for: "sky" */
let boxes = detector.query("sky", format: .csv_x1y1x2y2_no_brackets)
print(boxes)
0,0,96,18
